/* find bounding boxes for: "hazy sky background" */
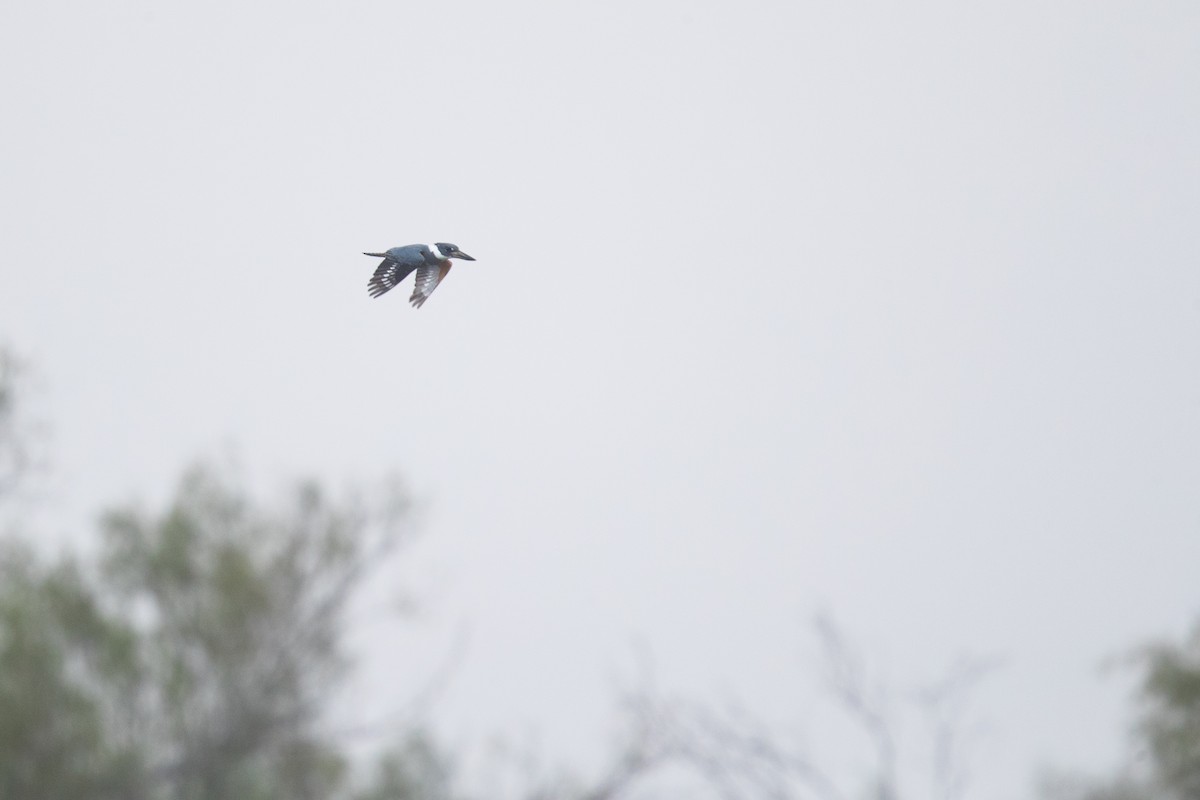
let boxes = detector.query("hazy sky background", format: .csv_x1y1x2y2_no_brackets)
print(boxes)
2,1,1199,797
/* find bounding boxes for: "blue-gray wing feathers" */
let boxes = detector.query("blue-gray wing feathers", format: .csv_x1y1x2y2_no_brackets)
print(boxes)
367,246,431,299
368,258,418,298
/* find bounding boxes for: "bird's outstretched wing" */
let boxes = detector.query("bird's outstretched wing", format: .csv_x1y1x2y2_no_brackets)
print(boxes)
368,258,419,299
410,262,452,308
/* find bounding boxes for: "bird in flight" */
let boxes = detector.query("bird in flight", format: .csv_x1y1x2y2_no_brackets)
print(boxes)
364,243,476,308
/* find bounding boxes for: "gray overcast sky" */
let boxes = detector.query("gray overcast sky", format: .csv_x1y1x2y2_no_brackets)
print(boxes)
2,0,1199,796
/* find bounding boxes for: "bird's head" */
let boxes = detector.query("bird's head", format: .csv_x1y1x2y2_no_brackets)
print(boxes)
433,242,475,261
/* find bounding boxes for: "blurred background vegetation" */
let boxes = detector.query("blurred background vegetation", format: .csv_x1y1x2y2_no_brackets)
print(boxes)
1,342,1197,800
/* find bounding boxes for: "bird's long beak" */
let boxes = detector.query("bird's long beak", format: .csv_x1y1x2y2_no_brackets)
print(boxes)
454,251,476,261
363,252,388,258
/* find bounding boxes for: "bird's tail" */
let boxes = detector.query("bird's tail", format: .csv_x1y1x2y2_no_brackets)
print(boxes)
363,252,389,258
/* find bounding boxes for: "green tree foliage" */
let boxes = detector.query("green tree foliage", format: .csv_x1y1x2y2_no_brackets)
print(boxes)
1044,622,1200,800
0,463,411,800
1138,624,1200,798
351,733,457,800
0,347,29,497
0,542,144,799
0,348,662,800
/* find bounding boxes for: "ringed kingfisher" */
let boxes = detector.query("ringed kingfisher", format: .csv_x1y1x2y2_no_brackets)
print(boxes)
363,243,476,308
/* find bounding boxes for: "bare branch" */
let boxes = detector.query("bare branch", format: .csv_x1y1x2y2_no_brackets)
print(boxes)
815,615,897,799
915,656,1001,800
